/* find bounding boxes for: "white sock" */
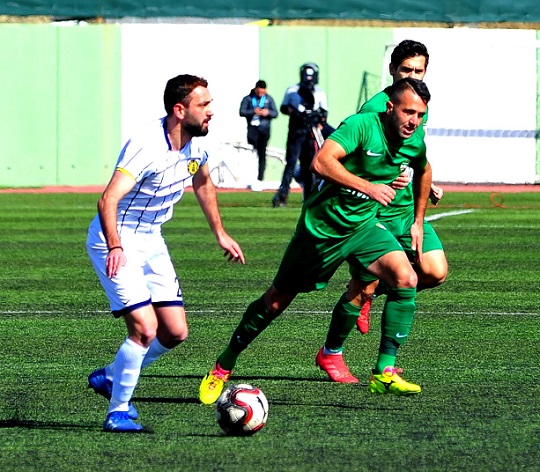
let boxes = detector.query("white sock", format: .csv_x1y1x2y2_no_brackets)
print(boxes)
141,337,172,369
108,338,148,414
103,337,172,384
104,364,114,382
323,346,343,356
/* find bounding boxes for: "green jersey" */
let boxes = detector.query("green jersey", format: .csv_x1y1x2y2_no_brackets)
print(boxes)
296,112,427,239
360,87,428,218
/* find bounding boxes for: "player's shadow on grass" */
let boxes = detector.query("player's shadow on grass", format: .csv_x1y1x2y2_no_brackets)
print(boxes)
133,396,201,405
0,418,96,431
132,396,403,413
269,399,404,411
0,418,155,434
134,374,402,412
141,373,336,383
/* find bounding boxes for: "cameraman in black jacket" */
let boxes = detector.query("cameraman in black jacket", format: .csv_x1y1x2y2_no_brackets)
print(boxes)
273,63,332,207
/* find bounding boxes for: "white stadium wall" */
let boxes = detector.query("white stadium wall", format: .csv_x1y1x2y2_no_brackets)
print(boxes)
119,24,539,186
394,28,539,184
2,22,537,188
120,24,262,187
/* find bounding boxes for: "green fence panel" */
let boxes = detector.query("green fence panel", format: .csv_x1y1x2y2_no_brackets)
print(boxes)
0,24,121,188
2,0,540,23
56,25,121,186
537,30,540,176
0,25,58,187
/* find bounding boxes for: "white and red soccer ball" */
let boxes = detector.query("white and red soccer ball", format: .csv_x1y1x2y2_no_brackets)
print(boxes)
215,384,269,436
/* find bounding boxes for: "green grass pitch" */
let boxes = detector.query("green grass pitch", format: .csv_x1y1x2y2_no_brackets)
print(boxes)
0,190,539,471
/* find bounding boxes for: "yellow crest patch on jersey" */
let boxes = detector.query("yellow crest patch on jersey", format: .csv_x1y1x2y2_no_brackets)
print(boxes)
187,160,200,175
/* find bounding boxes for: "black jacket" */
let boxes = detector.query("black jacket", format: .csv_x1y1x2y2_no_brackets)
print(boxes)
239,90,278,133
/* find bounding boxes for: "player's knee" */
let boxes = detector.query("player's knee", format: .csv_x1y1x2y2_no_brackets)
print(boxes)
418,260,448,288
346,278,378,307
264,286,296,316
419,269,446,288
265,301,286,317
420,252,448,287
394,267,418,289
138,328,158,348
167,321,189,343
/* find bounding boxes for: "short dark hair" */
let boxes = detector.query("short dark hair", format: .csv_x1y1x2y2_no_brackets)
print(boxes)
390,77,431,105
391,40,429,69
255,80,267,89
163,74,208,115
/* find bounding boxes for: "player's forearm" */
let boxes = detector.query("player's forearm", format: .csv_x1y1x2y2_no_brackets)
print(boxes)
97,197,122,249
199,198,225,237
193,173,226,238
97,170,136,249
311,148,370,194
412,162,432,223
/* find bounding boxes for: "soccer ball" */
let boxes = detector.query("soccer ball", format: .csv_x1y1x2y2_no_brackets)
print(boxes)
215,383,269,436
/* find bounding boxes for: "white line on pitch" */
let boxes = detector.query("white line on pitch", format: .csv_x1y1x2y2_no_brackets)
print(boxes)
1,308,538,317
426,209,475,221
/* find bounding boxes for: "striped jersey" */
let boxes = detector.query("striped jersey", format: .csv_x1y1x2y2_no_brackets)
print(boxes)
114,117,208,233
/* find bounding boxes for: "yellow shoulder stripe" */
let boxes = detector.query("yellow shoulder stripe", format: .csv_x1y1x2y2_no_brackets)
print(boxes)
116,167,135,180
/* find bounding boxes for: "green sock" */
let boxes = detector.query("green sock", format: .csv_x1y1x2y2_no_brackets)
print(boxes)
374,287,417,374
217,295,278,371
381,287,416,344
374,338,398,374
216,346,238,371
324,292,360,351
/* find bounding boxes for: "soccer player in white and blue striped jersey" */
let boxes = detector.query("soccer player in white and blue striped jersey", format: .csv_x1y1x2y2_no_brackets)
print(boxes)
87,74,245,432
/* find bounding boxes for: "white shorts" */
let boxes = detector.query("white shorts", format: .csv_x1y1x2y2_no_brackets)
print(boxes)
86,216,183,317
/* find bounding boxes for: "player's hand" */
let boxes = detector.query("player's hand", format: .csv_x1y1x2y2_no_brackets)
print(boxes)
106,247,127,278
429,184,444,206
390,171,410,190
366,183,396,206
217,233,246,264
410,222,424,264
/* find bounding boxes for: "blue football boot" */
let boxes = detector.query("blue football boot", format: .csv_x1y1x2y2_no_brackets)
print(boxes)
103,411,143,433
88,368,139,420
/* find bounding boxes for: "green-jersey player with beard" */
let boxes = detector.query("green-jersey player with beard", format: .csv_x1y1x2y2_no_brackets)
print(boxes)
346,40,447,338
199,78,432,404
297,111,426,241
360,85,428,217
314,41,448,392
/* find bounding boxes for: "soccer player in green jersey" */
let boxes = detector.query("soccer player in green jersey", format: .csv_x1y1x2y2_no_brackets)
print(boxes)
354,40,447,334
316,40,448,387
199,77,432,404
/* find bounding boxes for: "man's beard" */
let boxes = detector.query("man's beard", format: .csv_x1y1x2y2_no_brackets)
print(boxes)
387,113,407,142
184,121,209,137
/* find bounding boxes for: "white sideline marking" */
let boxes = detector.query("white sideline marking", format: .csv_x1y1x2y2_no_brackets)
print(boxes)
426,209,475,221
0,309,538,317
